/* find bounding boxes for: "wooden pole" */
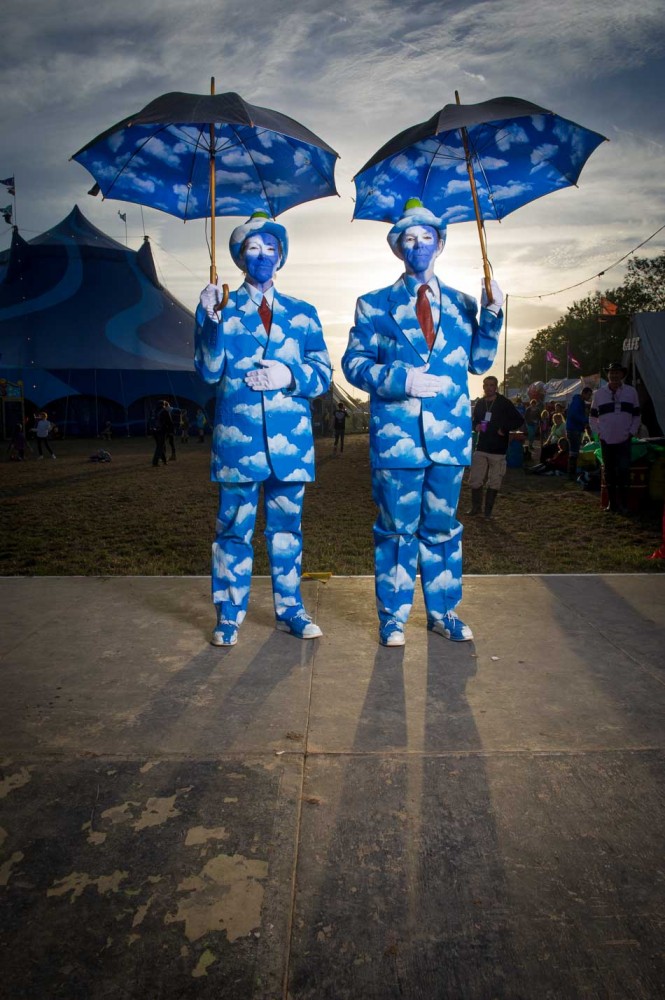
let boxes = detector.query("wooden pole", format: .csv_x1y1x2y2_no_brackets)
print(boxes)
455,91,493,304
503,293,509,391
209,76,216,285
209,77,228,310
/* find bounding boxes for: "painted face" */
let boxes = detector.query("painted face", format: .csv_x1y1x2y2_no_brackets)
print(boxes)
242,233,281,284
400,225,443,278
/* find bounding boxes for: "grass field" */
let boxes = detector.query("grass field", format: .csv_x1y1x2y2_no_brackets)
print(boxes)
1,433,663,576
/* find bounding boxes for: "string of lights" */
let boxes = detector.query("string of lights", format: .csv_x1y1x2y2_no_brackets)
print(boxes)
509,222,665,300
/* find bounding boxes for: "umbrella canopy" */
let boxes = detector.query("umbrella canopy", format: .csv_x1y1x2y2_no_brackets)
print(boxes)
353,96,607,225
72,89,339,221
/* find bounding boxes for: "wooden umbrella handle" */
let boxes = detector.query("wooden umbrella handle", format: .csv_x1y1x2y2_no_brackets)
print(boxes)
213,284,229,312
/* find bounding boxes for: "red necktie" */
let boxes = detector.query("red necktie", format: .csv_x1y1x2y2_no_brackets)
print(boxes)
258,295,272,334
416,284,435,350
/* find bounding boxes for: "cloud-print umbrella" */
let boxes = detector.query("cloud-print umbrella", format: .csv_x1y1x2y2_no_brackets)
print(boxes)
72,79,339,297
353,94,606,300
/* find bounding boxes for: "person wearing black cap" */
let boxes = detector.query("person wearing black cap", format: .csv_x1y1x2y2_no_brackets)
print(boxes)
589,363,641,514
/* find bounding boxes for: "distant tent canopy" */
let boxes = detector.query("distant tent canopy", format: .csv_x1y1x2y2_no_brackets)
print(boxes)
506,376,605,405
0,206,213,435
541,376,605,405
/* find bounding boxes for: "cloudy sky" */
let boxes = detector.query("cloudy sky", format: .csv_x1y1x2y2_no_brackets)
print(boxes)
2,0,664,394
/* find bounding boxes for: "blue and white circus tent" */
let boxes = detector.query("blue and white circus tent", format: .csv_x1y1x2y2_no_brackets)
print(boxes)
0,206,213,435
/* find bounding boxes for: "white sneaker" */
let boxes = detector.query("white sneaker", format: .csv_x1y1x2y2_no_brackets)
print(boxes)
379,619,406,646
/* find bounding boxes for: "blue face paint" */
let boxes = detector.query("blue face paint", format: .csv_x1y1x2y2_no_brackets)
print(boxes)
400,225,442,281
242,233,281,286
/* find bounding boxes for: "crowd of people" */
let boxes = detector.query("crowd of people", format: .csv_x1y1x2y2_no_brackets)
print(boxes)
477,362,645,517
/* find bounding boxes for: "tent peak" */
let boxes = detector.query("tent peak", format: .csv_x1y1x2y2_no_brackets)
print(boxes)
30,205,128,252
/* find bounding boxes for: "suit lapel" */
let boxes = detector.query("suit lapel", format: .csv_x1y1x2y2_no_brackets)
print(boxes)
236,285,268,349
388,278,430,363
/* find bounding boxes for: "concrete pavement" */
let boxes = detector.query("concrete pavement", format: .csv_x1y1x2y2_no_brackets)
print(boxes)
1,574,664,998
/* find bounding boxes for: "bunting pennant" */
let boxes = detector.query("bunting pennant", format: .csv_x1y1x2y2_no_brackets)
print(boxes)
545,350,560,366
600,296,618,316
1,204,12,225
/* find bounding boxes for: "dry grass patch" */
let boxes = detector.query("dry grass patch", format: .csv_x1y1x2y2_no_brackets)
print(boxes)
1,434,663,576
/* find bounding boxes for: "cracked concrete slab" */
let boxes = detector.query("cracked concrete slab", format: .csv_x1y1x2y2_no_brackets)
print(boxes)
1,575,664,998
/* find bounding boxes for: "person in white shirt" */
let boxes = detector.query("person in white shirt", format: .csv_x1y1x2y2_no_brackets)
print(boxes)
590,362,641,514
35,412,56,459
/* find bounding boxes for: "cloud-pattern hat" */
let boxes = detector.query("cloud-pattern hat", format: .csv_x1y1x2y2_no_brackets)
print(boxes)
229,210,289,270
387,198,447,260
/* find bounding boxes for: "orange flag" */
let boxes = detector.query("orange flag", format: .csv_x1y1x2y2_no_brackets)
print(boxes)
600,297,618,316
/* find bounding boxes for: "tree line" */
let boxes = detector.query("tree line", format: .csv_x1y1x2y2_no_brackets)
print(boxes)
506,253,665,389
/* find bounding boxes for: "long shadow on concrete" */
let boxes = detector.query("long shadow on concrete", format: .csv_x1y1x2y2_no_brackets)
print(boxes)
289,584,519,999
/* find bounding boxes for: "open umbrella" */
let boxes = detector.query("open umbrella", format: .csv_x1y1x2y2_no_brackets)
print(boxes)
72,78,339,298
353,94,607,299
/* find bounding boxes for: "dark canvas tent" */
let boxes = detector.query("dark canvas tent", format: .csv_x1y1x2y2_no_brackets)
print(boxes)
0,206,212,435
624,313,665,436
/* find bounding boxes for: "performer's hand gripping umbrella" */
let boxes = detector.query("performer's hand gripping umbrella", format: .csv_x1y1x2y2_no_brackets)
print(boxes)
72,79,339,310
353,94,607,303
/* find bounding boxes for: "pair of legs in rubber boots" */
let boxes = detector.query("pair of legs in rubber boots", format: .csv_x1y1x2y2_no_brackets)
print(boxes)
466,487,498,519
466,450,503,519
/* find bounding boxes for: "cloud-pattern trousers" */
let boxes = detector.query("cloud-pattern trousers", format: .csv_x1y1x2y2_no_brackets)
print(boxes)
373,465,464,625
212,479,306,625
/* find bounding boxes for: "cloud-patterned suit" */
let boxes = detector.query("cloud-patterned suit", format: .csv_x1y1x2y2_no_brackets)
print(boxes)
342,212,502,641
195,279,331,636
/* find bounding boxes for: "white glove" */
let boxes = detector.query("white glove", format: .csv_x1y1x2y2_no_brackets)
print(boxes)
200,282,225,322
245,359,293,392
481,278,503,315
406,364,444,398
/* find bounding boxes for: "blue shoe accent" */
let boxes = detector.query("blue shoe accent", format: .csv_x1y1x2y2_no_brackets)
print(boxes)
428,612,473,642
275,609,322,639
379,619,405,647
211,619,238,647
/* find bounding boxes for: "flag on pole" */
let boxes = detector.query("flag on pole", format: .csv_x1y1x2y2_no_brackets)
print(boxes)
1,204,12,224
118,211,127,223
0,176,15,196
546,350,560,366
600,297,618,315
567,348,581,370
